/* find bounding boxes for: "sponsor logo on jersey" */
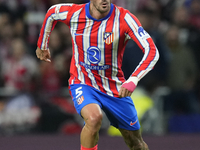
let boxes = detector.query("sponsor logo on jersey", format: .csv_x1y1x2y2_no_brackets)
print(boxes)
80,62,110,70
81,46,110,70
77,96,84,105
87,46,101,64
104,32,114,45
138,27,150,39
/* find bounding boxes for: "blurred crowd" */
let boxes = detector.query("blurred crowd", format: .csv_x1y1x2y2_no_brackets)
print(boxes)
0,0,200,135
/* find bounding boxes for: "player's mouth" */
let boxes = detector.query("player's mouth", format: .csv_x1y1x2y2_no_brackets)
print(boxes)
102,2,108,8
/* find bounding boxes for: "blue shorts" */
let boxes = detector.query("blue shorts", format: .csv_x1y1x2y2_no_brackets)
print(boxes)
69,84,140,131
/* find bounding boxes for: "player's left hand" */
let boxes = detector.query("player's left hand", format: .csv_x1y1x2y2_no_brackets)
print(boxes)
118,76,138,97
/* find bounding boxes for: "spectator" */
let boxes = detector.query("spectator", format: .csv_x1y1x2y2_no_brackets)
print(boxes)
186,0,200,70
49,29,64,58
164,25,199,114
1,38,39,93
122,0,170,94
0,16,13,60
187,0,200,29
38,61,61,97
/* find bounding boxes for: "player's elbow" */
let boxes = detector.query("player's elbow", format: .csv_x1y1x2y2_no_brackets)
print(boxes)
151,48,159,67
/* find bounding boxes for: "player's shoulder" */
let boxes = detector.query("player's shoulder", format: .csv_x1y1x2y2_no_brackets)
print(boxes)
70,3,86,11
49,3,86,12
113,4,135,18
114,4,130,14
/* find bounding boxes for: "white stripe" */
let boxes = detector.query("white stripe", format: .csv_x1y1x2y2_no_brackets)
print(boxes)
41,4,69,50
48,3,73,11
112,7,121,92
42,11,69,50
70,8,85,84
132,42,150,76
41,16,53,50
98,20,113,96
57,11,68,20
124,13,149,48
138,47,160,80
83,19,100,90
109,35,111,44
125,13,155,78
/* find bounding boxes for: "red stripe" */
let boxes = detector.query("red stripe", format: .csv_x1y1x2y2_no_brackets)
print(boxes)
130,12,141,26
90,21,106,92
67,4,86,85
124,12,145,53
75,8,86,84
104,9,120,96
117,9,127,78
132,38,156,76
69,41,80,84
64,5,80,85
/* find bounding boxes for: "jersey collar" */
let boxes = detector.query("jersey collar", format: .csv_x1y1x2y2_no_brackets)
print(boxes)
85,2,114,21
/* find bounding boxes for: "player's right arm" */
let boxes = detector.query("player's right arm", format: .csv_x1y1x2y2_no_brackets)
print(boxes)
36,3,73,61
36,47,51,62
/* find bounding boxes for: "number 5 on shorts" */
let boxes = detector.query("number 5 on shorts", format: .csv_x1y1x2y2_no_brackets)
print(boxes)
75,87,83,98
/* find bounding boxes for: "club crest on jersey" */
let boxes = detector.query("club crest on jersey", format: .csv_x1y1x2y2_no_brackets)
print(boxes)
104,32,114,45
77,96,84,105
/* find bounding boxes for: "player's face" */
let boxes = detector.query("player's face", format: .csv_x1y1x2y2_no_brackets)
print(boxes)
90,0,111,14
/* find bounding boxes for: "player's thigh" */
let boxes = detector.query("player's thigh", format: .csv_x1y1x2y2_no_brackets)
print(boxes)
102,96,140,130
69,84,102,118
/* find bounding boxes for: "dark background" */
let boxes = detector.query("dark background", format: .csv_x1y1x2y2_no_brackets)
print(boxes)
0,0,200,149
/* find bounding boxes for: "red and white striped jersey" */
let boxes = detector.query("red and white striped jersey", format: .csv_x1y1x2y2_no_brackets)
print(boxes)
37,2,159,97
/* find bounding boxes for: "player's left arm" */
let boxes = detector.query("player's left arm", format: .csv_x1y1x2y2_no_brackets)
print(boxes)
119,11,159,97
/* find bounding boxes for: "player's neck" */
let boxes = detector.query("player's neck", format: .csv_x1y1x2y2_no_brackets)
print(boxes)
89,3,110,20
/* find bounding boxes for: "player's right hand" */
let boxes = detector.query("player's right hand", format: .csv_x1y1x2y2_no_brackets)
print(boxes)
36,47,51,62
